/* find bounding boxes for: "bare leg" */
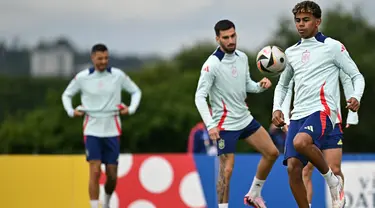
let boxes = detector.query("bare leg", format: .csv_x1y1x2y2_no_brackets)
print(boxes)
244,126,279,180
323,148,344,182
287,158,310,208
293,133,329,174
302,162,314,204
103,164,118,207
89,161,102,200
294,132,344,207
217,153,234,204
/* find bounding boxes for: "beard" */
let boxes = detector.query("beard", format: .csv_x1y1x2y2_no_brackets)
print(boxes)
220,42,236,54
96,64,108,71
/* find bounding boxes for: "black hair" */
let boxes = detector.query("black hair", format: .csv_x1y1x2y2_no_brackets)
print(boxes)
292,1,322,18
214,20,235,36
91,43,108,54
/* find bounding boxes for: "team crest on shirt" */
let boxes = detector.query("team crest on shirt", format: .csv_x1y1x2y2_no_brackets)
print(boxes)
98,81,104,88
231,66,238,78
301,50,310,64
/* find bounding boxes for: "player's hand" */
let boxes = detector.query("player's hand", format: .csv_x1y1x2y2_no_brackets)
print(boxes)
259,77,272,89
208,127,220,141
120,106,129,115
272,110,285,128
346,97,360,112
74,110,84,117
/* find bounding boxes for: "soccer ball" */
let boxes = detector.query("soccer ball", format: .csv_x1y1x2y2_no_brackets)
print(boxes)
256,45,286,76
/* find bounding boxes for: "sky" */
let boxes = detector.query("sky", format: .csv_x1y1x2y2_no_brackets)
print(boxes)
0,0,374,57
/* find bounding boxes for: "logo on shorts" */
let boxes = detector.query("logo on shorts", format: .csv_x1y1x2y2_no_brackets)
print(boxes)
337,139,343,145
218,139,225,150
86,149,89,157
304,125,314,132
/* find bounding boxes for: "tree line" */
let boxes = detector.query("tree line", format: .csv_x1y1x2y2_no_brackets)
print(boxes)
0,9,374,154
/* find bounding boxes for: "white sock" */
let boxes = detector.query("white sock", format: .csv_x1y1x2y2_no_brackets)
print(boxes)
104,193,112,206
90,200,99,208
248,177,265,197
322,168,339,187
218,203,228,208
309,203,311,207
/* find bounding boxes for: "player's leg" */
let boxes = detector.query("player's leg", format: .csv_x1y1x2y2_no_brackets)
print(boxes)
85,136,103,208
242,120,279,207
302,162,314,207
244,126,279,181
217,153,234,208
288,158,309,207
216,130,241,208
284,119,310,208
321,124,344,182
102,136,121,208
293,111,345,207
323,148,343,181
321,126,344,207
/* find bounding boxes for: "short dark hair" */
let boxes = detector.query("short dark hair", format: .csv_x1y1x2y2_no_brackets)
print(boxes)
91,43,108,54
214,20,235,36
292,1,322,18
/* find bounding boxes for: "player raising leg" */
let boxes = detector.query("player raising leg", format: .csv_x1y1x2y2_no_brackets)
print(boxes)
283,71,359,207
272,1,365,208
195,19,279,208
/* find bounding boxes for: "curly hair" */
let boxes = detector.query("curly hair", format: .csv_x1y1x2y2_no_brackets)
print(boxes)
292,1,322,18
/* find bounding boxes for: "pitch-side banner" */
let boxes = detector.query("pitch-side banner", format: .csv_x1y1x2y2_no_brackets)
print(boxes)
98,154,326,208
1,154,329,208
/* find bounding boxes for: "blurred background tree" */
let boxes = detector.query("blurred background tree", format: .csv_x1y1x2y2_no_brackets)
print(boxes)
0,8,373,154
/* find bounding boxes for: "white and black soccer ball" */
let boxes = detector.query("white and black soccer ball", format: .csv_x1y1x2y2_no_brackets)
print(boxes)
256,46,286,76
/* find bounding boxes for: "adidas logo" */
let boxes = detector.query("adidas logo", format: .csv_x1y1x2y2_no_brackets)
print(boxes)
304,125,314,132
337,139,343,145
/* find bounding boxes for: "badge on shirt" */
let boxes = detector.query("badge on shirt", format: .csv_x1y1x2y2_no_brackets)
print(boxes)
98,81,104,88
232,66,238,78
301,50,310,64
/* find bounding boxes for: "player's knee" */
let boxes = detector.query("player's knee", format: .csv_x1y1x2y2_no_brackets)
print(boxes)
302,166,313,181
293,134,310,152
224,166,233,178
287,159,303,179
90,168,101,181
106,172,117,183
331,165,342,176
265,147,279,161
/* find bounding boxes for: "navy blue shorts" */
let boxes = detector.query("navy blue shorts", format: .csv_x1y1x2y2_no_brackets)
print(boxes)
217,119,261,155
84,135,120,165
321,123,343,150
283,111,333,166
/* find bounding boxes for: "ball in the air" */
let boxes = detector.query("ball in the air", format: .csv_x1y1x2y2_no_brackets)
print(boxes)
256,45,286,76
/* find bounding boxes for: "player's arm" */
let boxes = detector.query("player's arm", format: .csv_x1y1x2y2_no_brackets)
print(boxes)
121,72,142,115
245,56,271,93
273,61,294,112
272,61,294,127
62,75,81,117
195,62,216,131
281,79,294,126
333,41,365,111
339,70,359,126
